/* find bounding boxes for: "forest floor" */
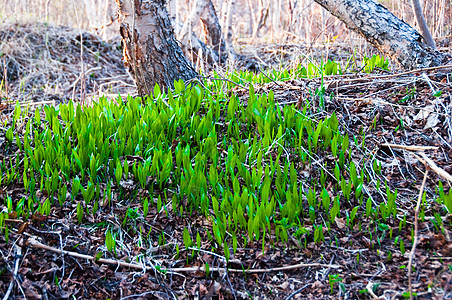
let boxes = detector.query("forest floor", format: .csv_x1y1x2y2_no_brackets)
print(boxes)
0,23,452,299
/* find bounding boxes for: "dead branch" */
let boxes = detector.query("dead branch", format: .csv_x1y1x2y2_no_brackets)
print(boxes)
27,237,340,276
381,143,439,152
408,169,429,300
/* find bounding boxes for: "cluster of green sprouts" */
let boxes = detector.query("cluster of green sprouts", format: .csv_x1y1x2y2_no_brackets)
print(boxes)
0,55,449,273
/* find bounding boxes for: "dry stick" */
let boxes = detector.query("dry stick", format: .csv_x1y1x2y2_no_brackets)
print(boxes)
28,237,148,271
2,56,8,102
381,143,439,152
204,76,249,90
284,284,311,300
311,64,452,84
408,169,429,300
258,68,283,88
170,262,340,273
443,272,452,300
366,281,379,299
417,152,452,183
421,72,438,94
68,66,102,91
2,245,21,300
337,96,450,118
28,237,339,274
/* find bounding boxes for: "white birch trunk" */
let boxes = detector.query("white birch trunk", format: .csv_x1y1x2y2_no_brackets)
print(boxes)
116,0,197,92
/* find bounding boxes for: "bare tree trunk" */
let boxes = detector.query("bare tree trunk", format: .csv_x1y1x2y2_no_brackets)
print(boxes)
314,0,448,69
178,0,227,64
224,0,235,52
246,0,254,35
116,0,197,92
252,1,269,39
198,0,227,61
411,0,436,49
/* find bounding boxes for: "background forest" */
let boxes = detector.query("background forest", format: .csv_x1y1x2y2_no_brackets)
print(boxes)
0,0,451,299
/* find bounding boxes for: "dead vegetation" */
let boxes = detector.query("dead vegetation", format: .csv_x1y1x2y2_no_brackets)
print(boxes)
0,22,134,107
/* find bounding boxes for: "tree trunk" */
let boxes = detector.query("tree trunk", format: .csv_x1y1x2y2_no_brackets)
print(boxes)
116,0,197,93
224,0,235,52
168,0,179,30
314,0,448,69
411,0,436,49
178,0,227,65
252,1,269,39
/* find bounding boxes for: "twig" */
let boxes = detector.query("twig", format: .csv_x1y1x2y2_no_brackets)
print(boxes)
408,169,429,300
68,66,102,92
329,245,369,254
204,76,249,91
336,96,449,118
27,237,339,277
381,143,438,152
169,262,340,273
120,291,156,300
28,237,148,271
284,284,311,300
319,64,452,83
443,272,452,300
71,1,86,104
2,55,8,102
258,68,283,88
366,281,379,299
19,100,56,107
417,152,452,183
421,72,438,94
2,244,21,300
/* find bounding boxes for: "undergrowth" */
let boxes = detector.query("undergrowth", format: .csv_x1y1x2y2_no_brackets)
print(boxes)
0,54,450,277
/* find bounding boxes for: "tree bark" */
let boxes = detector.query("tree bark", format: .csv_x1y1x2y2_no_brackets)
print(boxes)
410,0,436,49
178,0,227,64
116,0,197,93
199,0,227,59
168,0,179,30
314,0,448,69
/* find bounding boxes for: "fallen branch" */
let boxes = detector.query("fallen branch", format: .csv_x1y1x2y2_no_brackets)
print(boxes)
27,237,340,275
408,169,429,300
28,237,149,271
2,244,21,300
170,262,340,274
417,152,452,183
381,144,452,183
381,143,439,151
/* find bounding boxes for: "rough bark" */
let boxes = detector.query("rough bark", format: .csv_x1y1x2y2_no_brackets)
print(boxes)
178,0,227,64
411,0,436,49
168,0,179,29
314,0,448,69
199,0,227,58
116,0,197,93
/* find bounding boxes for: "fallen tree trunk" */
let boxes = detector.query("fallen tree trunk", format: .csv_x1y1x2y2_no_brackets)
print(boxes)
314,0,449,69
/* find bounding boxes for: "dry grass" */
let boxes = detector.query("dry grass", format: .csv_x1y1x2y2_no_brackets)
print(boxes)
0,22,134,105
